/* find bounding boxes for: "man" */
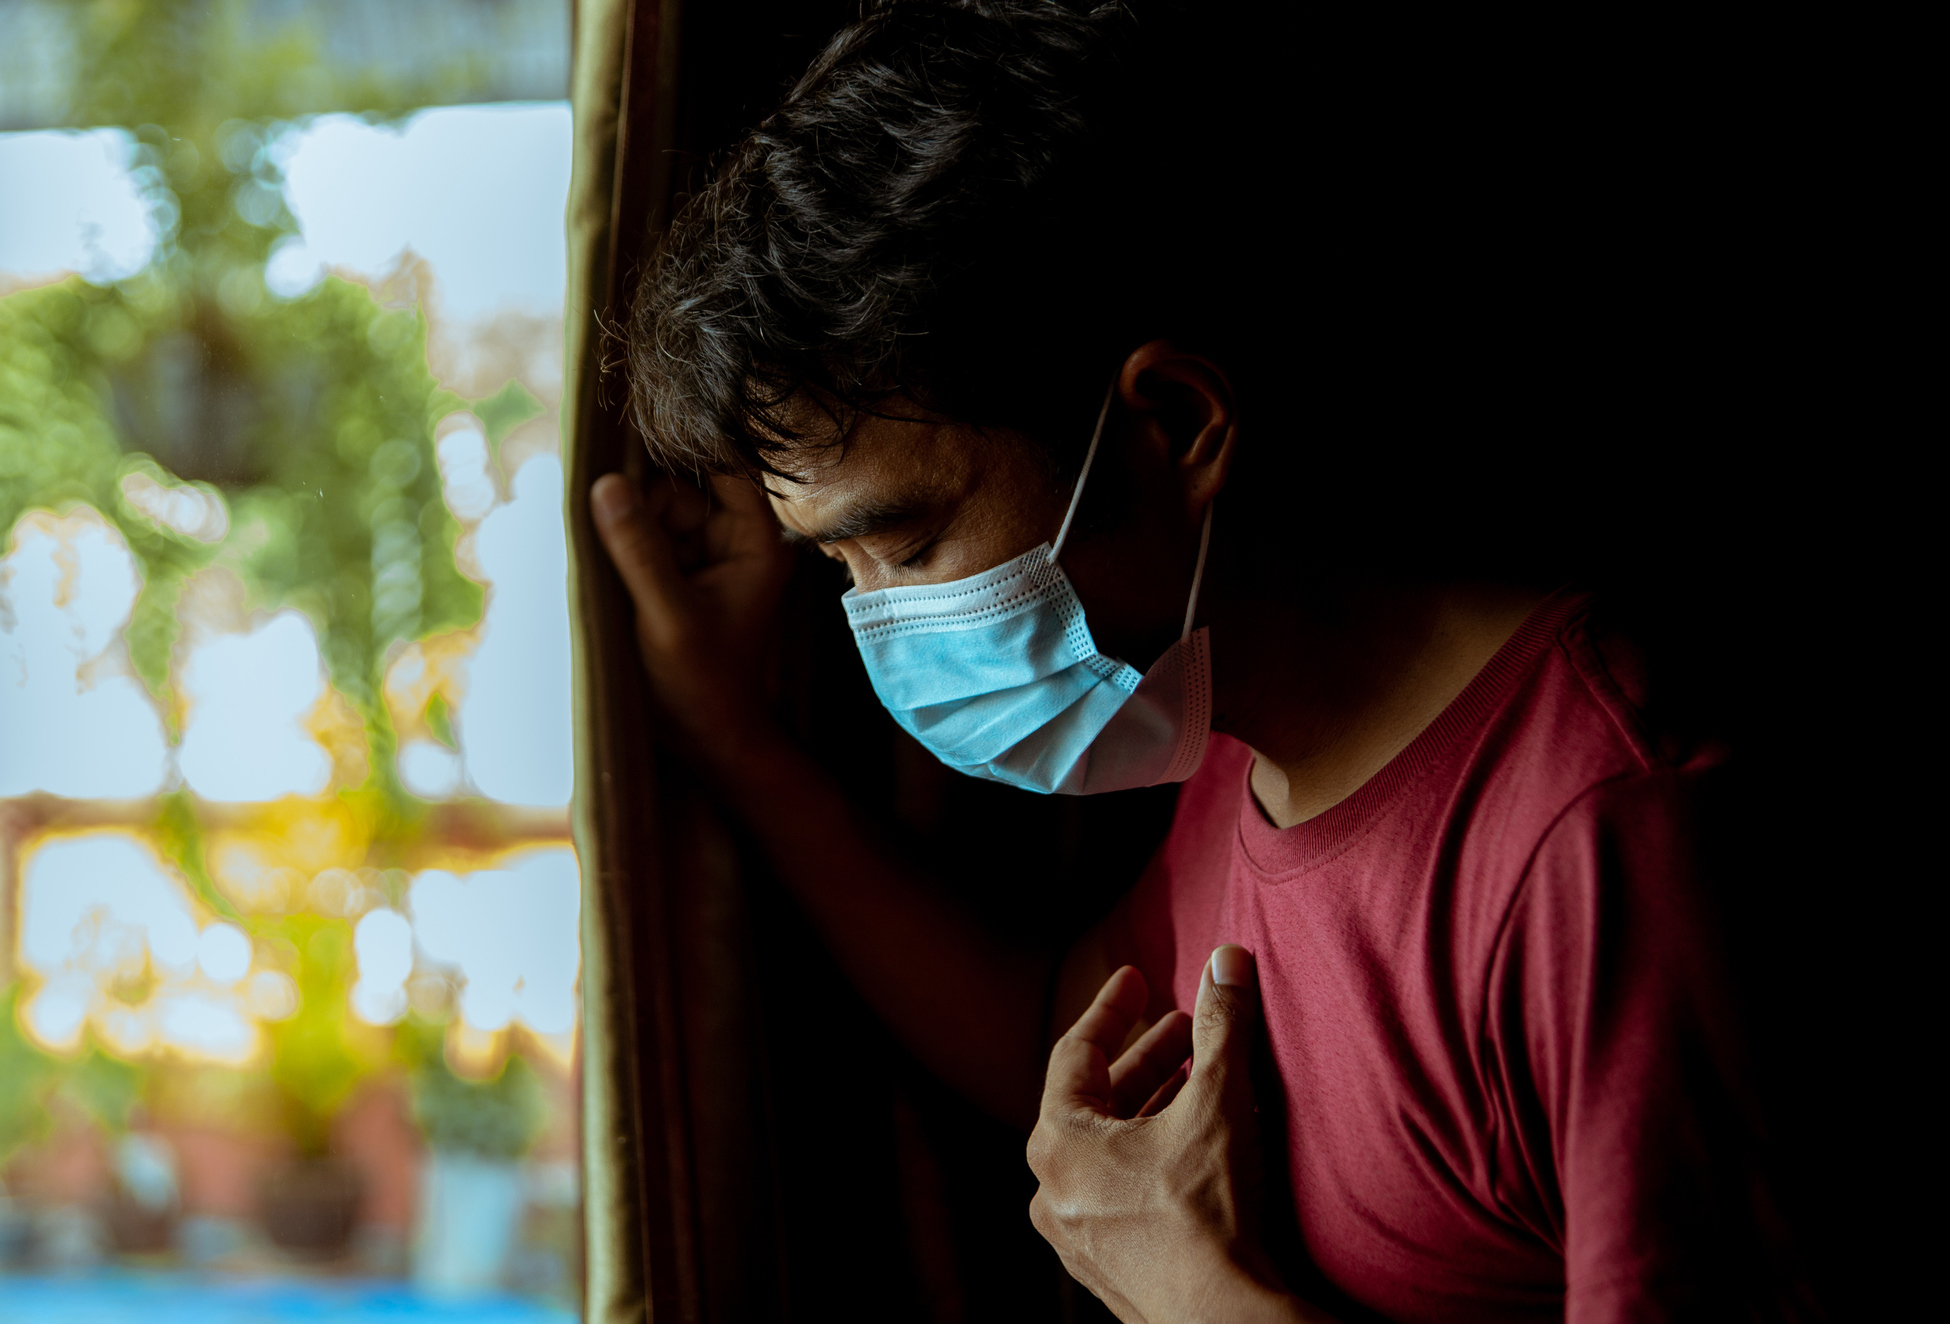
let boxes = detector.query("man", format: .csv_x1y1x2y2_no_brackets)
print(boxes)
589,2,1797,1318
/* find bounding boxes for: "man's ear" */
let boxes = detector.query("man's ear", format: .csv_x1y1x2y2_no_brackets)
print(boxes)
1116,340,1237,518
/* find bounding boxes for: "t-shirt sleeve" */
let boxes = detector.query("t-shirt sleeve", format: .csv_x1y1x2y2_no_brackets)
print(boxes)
1489,766,1790,1322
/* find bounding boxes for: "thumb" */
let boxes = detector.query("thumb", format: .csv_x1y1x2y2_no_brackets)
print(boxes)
1189,944,1259,1098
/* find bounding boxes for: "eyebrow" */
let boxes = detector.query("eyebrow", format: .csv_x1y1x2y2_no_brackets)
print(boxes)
785,496,935,546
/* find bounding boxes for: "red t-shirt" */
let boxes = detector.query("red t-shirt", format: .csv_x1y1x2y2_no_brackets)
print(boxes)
1113,591,1775,1322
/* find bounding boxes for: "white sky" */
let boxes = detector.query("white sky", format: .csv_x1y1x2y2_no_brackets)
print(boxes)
458,455,574,807
0,128,157,283
0,104,571,322
177,611,334,802
269,104,571,320
0,509,171,799
408,849,580,1037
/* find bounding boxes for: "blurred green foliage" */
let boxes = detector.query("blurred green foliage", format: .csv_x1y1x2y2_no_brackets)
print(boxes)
473,378,548,459
151,790,244,922
1,986,144,1165
1,0,551,1149
0,987,64,1163
262,913,377,1155
0,265,483,770
400,1017,546,1160
0,0,493,773
59,1047,146,1135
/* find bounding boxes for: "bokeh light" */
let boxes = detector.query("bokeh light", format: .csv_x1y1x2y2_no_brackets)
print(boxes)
120,470,230,543
16,831,263,1065
435,426,498,521
351,907,414,1025
196,922,253,985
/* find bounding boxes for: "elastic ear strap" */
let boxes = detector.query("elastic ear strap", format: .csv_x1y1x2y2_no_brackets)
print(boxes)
1181,499,1214,641
1048,378,1118,563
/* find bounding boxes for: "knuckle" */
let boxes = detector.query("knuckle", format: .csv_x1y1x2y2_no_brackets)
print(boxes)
1024,1126,1057,1179
1027,1191,1052,1237
1195,993,1236,1034
604,515,651,556
640,609,702,658
659,619,698,655
1184,1055,1228,1095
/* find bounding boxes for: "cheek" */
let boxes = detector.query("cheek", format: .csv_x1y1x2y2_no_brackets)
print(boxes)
1064,534,1191,664
836,548,880,590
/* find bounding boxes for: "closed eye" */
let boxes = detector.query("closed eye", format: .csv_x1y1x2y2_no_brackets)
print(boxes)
896,535,940,570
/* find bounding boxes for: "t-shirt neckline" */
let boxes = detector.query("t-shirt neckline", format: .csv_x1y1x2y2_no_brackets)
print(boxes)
1234,587,1588,877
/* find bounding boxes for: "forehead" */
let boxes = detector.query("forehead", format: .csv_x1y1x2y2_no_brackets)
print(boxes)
763,408,985,539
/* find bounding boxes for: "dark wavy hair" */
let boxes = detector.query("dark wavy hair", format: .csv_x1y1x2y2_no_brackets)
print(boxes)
625,0,1254,481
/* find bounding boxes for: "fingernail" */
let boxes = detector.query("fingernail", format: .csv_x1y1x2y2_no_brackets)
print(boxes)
1211,945,1254,988
591,476,635,525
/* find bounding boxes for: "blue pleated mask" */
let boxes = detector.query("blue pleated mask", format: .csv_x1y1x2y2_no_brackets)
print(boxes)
842,387,1213,795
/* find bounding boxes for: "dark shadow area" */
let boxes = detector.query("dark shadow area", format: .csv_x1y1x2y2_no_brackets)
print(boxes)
622,3,1901,1318
755,549,1175,1321
636,3,1155,1316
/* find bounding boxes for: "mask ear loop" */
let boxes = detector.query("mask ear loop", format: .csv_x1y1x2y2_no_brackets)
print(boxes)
1048,376,1216,641
1048,379,1117,564
1181,499,1213,642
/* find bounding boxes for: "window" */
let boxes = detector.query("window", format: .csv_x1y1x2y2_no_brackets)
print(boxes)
1,3,582,1317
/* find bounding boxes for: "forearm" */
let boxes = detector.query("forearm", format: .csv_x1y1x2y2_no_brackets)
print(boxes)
1179,1252,1336,1324
711,727,1052,1128
1197,1283,1332,1324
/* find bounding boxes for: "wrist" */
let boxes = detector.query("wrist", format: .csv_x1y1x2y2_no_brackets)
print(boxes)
1164,1240,1313,1324
701,717,810,804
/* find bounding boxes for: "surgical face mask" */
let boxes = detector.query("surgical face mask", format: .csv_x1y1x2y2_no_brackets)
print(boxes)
842,387,1213,795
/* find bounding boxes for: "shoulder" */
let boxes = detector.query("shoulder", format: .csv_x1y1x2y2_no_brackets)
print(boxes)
1463,592,1726,856
1421,593,1727,980
1489,635,1738,1048
1506,763,1727,980
1550,593,1719,771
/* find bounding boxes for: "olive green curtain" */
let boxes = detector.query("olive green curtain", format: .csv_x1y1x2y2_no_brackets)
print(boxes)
560,4,985,1319
564,0,701,1319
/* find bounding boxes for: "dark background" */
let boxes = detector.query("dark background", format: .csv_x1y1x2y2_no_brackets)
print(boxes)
633,3,1904,1318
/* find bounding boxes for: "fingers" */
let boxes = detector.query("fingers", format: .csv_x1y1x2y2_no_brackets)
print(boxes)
1135,1060,1189,1118
1107,1010,1192,1119
1188,945,1259,1099
641,472,712,540
591,474,690,645
707,473,787,560
1043,966,1149,1114
1068,965,1151,1061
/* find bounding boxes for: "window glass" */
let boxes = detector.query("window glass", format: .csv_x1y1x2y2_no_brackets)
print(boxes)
1,3,580,1317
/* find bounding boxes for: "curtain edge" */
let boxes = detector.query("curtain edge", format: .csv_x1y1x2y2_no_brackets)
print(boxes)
566,0,664,1319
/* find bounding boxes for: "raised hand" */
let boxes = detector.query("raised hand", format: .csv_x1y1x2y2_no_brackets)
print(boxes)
590,471,797,773
1027,951,1326,1324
